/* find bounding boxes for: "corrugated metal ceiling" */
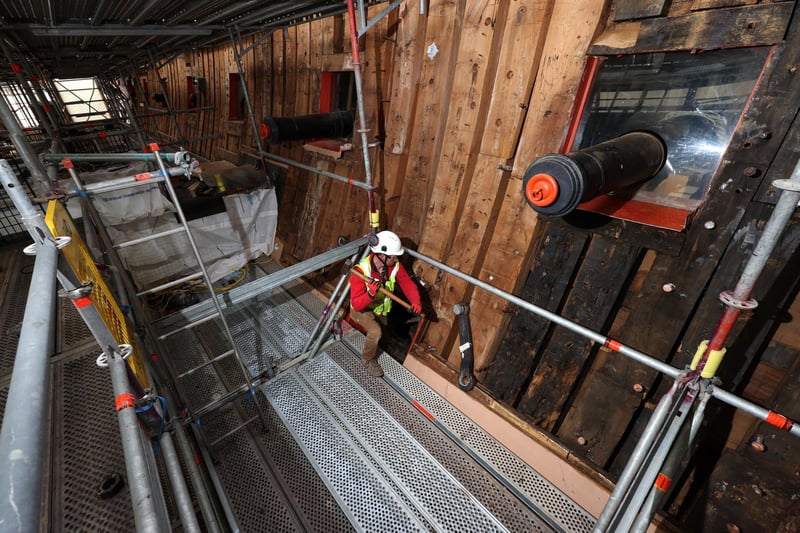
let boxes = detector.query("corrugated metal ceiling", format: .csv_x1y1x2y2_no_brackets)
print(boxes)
0,0,387,80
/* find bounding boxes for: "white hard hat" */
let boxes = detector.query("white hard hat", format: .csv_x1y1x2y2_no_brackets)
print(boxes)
370,230,404,256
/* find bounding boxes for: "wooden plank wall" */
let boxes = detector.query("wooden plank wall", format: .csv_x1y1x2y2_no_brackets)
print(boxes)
129,0,800,528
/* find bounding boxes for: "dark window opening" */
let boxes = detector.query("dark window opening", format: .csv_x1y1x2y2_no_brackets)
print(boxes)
187,76,197,109
228,73,245,120
570,47,771,229
320,71,356,115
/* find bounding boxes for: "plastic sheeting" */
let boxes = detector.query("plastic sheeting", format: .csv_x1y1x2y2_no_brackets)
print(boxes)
72,162,176,225
107,188,278,290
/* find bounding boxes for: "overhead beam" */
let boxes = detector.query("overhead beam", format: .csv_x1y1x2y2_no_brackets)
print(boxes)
20,24,220,36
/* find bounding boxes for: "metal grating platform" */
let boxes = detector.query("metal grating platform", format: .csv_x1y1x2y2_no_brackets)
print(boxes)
0,237,597,532
344,335,597,533
184,276,596,532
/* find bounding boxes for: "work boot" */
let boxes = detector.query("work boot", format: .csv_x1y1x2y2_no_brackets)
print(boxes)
363,358,384,377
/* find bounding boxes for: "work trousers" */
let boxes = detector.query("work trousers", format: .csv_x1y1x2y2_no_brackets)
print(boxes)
349,308,388,362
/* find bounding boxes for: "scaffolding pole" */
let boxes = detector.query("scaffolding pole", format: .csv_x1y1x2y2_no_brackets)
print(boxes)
107,349,172,532
0,39,57,139
302,245,370,353
44,151,189,164
229,26,273,187
347,0,379,232
0,83,53,195
147,50,188,148
261,149,374,191
0,238,58,533
403,247,800,437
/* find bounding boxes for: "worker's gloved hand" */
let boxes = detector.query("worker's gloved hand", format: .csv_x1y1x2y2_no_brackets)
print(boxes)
410,303,422,315
367,279,382,297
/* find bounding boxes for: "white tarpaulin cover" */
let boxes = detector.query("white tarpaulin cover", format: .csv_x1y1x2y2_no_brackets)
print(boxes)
107,188,278,290
75,161,176,225
69,161,278,290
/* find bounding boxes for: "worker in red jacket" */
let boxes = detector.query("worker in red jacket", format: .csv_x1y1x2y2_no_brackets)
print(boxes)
349,230,422,377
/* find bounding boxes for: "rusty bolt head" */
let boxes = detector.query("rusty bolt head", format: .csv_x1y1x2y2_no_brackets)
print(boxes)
743,167,759,177
751,435,767,452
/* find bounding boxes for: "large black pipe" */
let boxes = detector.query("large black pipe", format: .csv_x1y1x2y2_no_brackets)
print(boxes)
522,131,666,217
260,110,355,144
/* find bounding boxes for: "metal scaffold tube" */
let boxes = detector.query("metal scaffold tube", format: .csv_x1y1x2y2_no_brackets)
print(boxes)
159,431,202,532
107,351,171,532
302,245,369,353
347,0,379,231
148,51,188,148
0,238,58,533
229,26,273,187
0,86,53,195
260,150,373,190
403,247,800,437
695,154,800,374
44,151,188,163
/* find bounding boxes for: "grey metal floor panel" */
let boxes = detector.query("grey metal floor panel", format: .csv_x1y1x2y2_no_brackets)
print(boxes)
264,366,430,533
51,349,137,532
342,334,597,533
327,341,555,533
300,353,511,532
0,250,32,377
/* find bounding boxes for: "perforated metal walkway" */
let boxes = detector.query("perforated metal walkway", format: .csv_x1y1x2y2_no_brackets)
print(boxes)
153,268,597,533
0,239,597,532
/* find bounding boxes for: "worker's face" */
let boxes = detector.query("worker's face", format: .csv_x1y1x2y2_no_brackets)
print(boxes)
377,253,397,266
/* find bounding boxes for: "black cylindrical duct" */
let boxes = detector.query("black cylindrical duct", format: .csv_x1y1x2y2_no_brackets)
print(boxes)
260,110,355,144
522,131,667,217
453,302,476,392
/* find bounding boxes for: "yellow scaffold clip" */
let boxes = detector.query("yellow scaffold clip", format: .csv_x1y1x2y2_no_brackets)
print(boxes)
690,340,727,378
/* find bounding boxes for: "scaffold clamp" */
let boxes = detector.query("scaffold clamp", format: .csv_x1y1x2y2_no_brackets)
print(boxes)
58,281,93,300
772,178,800,192
719,290,758,310
96,344,134,368
22,235,70,255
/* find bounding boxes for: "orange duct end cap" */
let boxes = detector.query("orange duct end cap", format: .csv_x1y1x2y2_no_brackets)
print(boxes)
525,173,559,207
259,123,270,139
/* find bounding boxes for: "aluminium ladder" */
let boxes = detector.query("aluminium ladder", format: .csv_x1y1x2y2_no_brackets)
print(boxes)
62,144,269,432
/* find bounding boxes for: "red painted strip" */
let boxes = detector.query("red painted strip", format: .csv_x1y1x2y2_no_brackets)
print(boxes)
149,142,160,151
412,400,435,421
115,392,136,412
560,56,602,153
62,159,74,169
604,338,622,352
654,473,671,492
10,63,22,74
577,196,692,231
766,411,793,431
74,297,92,309
135,173,151,181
